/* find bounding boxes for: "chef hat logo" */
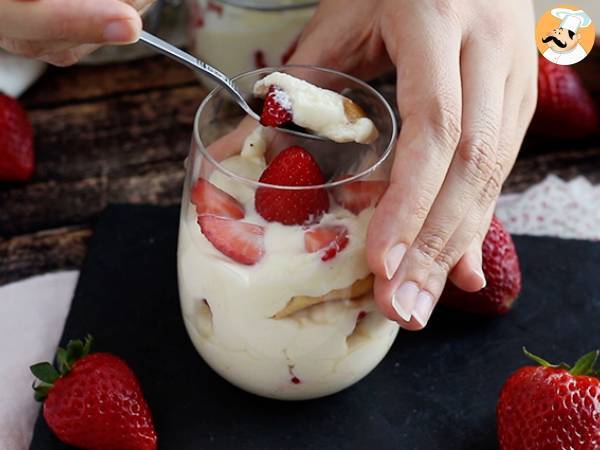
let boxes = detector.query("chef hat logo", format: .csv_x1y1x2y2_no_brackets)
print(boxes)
535,4,595,66
551,8,592,33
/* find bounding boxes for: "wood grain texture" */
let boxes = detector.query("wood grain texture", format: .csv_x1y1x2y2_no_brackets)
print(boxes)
1,51,599,286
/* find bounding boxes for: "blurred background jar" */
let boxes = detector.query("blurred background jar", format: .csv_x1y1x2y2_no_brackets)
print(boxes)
188,0,318,82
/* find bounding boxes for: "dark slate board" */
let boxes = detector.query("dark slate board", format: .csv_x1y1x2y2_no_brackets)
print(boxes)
30,205,600,450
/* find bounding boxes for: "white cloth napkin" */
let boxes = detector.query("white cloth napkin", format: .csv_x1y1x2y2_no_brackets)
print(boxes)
0,175,599,449
0,271,78,450
0,51,45,97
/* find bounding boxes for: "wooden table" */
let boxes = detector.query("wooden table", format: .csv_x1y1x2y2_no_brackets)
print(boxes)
1,52,599,286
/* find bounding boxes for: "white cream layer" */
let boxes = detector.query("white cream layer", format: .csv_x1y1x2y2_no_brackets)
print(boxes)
253,72,378,144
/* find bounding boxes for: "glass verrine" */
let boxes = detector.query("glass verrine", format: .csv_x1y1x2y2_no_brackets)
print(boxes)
187,0,318,81
178,66,399,400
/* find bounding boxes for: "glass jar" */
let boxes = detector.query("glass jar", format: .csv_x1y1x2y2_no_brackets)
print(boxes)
178,66,399,400
187,0,317,80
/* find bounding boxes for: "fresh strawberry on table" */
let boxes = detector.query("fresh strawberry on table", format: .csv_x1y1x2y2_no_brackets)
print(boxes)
439,215,521,315
191,178,245,219
260,85,293,128
30,335,157,450
331,175,388,214
497,348,600,450
255,145,329,225
304,225,349,261
0,93,34,182
530,56,598,139
198,215,265,265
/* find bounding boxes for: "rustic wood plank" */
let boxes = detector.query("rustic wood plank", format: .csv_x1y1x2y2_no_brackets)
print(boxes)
1,145,598,285
1,85,203,236
0,226,91,286
2,49,600,286
21,55,199,108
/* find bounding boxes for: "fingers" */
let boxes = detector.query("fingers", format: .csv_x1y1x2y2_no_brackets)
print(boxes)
383,39,507,301
448,203,495,291
0,0,141,45
38,44,101,67
366,22,463,302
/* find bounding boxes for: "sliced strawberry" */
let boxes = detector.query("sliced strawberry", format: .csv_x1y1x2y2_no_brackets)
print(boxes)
304,225,349,261
260,85,293,128
191,178,244,219
198,216,264,265
255,146,329,225
332,175,388,214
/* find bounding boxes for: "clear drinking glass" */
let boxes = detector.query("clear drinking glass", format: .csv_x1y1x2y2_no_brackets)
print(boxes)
178,66,399,400
187,0,318,80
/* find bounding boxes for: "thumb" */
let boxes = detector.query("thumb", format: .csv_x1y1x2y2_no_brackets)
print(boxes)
0,0,141,44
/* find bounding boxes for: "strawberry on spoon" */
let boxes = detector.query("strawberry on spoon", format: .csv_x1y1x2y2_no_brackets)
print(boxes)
30,335,157,450
255,146,329,225
260,85,293,128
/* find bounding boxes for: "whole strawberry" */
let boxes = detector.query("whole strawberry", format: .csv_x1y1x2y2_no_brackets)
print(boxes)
255,146,329,225
440,215,521,315
530,56,598,139
31,336,157,450
497,348,600,450
0,93,34,181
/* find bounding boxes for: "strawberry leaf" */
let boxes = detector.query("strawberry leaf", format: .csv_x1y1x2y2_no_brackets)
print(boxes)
56,347,68,373
522,347,569,369
82,334,93,358
570,350,599,376
33,384,51,402
30,362,59,384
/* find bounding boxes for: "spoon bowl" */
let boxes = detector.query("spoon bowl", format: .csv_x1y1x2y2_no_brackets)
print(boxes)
137,31,327,142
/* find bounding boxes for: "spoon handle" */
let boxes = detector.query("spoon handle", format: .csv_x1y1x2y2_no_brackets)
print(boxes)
138,31,257,119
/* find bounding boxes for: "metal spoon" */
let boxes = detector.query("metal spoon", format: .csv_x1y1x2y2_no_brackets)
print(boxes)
138,31,324,141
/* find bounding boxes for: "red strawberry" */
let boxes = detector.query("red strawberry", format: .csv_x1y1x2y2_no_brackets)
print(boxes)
0,93,34,181
198,215,265,265
497,348,600,450
304,225,349,261
191,178,244,219
30,336,157,450
530,56,598,138
260,85,293,128
255,146,329,225
332,175,388,214
254,50,268,69
440,215,521,315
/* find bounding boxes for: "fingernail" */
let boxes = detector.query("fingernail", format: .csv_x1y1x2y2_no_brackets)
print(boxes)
385,243,406,280
412,291,434,327
104,20,137,43
473,267,487,289
392,281,419,322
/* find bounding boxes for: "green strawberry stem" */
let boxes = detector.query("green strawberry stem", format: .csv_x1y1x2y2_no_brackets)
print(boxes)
31,335,93,401
523,347,599,377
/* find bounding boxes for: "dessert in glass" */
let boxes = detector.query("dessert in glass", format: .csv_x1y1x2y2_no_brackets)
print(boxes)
178,66,399,400
187,0,317,80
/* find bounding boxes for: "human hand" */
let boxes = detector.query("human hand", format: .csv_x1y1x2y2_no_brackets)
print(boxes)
289,0,538,329
0,0,154,66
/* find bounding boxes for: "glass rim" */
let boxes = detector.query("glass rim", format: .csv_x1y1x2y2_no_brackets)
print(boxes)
216,0,318,11
192,65,398,191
